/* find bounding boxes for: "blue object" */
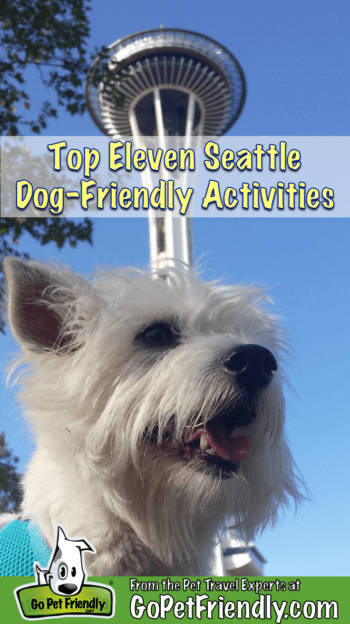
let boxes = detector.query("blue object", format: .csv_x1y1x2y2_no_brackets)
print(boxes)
0,519,51,576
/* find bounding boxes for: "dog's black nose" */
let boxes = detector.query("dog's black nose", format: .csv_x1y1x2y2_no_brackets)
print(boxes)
224,344,278,390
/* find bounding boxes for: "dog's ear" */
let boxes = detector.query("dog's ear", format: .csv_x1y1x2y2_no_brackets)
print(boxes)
4,257,91,353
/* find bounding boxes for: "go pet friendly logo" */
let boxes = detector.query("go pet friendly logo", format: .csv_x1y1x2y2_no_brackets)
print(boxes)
14,525,115,619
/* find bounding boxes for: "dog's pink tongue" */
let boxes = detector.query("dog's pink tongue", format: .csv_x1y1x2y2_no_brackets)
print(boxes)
186,430,250,462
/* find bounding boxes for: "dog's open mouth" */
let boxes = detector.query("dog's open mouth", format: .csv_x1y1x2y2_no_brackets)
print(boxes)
148,405,255,479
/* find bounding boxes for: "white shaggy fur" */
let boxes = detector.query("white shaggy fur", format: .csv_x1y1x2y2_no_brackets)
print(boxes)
3,258,304,575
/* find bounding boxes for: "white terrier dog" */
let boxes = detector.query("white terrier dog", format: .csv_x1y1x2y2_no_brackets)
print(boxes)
3,258,304,575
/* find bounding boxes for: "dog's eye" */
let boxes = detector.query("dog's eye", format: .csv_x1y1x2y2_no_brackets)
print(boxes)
58,562,68,580
136,323,179,348
71,567,76,577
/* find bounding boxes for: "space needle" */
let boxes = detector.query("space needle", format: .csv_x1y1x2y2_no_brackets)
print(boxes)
85,27,266,576
86,27,246,269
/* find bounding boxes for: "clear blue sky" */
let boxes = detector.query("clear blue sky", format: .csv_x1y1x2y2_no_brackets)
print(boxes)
1,0,350,577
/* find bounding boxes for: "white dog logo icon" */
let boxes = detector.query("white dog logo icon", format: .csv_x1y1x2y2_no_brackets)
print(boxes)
34,525,95,596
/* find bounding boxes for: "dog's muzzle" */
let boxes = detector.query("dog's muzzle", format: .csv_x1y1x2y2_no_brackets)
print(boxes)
150,344,277,479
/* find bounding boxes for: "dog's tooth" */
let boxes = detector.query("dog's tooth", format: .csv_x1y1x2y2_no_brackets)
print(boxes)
206,448,216,455
200,434,209,450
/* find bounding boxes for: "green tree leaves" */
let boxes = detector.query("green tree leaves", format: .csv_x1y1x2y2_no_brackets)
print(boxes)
0,0,125,135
